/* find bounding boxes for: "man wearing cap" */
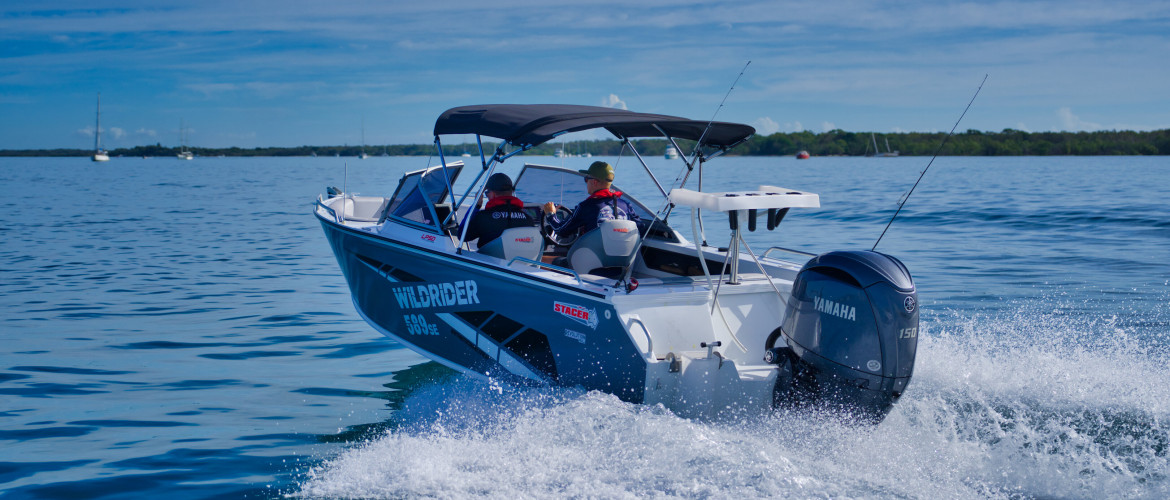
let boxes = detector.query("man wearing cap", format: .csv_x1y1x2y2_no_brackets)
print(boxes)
464,173,536,247
542,161,640,237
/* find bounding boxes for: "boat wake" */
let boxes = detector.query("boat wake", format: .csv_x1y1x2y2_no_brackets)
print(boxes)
295,300,1170,499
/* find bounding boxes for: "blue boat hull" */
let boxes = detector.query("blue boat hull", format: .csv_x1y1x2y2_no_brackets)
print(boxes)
319,218,648,402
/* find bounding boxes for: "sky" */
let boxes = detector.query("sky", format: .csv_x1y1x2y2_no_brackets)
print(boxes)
2,0,1168,150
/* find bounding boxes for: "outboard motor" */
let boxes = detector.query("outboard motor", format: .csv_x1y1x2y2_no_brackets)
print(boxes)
765,250,918,424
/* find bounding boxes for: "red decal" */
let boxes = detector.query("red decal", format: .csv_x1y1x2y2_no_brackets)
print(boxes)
554,303,589,320
421,235,437,242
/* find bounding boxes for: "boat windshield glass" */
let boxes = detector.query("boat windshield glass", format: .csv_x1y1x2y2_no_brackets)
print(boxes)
513,164,653,219
387,163,463,227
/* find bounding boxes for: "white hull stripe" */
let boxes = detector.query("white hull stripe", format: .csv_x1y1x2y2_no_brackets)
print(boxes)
357,256,545,382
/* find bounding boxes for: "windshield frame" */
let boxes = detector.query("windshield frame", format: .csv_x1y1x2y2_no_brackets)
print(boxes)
384,162,464,232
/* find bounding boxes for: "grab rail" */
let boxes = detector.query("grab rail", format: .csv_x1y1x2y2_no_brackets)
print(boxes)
506,257,583,285
316,196,341,223
762,246,815,261
627,316,654,358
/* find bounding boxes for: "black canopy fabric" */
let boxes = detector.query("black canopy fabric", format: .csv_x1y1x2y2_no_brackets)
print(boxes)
433,104,755,148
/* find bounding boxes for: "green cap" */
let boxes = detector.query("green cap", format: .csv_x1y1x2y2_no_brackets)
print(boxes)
578,161,614,182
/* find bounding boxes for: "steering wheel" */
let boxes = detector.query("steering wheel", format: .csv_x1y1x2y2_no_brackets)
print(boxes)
541,206,579,247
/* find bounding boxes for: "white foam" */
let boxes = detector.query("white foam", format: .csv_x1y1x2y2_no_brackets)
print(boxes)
296,301,1170,499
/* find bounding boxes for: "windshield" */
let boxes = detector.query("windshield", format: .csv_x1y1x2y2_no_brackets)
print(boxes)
387,163,463,228
513,164,653,219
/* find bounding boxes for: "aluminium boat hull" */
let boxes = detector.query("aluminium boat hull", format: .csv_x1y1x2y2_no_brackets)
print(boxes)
319,217,650,402
315,103,919,423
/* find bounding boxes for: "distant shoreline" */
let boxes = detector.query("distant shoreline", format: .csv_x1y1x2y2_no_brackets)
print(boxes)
4,129,1168,157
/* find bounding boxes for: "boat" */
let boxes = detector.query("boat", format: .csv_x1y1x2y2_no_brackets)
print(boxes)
315,104,919,423
91,93,109,162
869,133,899,158
177,119,194,160
795,150,810,160
665,145,679,159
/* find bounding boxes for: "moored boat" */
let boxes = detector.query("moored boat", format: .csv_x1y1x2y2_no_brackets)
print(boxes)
316,104,919,422
177,119,193,160
92,93,109,162
869,133,899,157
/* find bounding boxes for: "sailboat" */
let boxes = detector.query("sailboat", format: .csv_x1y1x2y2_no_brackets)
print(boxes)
91,93,109,162
177,119,194,160
870,133,899,157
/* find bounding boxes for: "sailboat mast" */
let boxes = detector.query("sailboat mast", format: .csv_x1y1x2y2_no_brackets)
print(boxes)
95,93,101,152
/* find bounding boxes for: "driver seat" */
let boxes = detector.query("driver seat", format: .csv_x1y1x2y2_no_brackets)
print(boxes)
477,226,544,262
566,219,640,276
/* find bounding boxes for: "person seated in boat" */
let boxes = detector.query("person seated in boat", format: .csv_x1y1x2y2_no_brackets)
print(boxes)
542,161,640,238
464,173,536,247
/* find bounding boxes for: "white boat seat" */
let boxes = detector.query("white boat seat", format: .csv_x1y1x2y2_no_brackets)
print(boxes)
477,226,543,262
567,219,640,274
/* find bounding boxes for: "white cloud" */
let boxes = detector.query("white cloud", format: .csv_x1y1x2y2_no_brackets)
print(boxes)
75,125,143,145
821,121,837,132
1015,122,1031,132
1057,107,1101,131
752,117,780,135
5,1,1170,148
602,94,627,110
185,83,239,98
136,128,157,138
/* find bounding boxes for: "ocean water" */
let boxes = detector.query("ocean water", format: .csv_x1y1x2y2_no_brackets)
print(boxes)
1,155,1167,499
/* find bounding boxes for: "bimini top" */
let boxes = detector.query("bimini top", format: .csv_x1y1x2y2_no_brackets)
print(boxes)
434,104,756,149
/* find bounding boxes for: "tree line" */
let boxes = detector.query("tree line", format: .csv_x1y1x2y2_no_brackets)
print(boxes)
4,129,1169,157
739,129,1170,156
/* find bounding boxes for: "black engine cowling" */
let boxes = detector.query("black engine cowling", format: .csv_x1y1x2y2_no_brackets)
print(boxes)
766,250,919,423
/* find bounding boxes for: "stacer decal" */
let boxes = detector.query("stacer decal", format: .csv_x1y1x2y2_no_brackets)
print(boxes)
554,301,598,329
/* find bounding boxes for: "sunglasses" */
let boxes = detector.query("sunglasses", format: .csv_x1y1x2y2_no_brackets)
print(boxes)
583,176,595,183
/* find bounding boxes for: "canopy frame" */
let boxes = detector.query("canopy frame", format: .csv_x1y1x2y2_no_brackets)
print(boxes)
430,104,756,277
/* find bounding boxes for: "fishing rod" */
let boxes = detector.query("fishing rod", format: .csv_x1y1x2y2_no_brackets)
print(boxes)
688,60,751,246
692,60,751,153
871,74,988,251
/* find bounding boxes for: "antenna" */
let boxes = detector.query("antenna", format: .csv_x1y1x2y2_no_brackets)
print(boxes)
616,63,752,289
693,61,750,245
872,74,988,251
